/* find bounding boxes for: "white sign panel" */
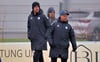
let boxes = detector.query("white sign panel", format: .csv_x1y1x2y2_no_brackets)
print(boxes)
0,42,100,62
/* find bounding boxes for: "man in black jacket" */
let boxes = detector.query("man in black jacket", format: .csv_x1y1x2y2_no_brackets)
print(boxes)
27,2,50,62
47,10,77,62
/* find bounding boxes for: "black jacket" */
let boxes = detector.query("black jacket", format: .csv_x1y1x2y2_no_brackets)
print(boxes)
47,18,77,58
27,9,51,50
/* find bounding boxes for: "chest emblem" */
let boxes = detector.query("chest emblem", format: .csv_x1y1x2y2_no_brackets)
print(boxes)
37,17,40,20
65,26,68,29
30,17,33,20
57,24,60,27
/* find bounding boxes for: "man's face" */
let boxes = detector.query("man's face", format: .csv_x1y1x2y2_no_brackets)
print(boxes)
33,5,40,13
49,12,55,18
60,14,68,22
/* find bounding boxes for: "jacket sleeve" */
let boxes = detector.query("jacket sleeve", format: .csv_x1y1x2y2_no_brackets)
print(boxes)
43,15,51,29
27,15,31,40
43,15,51,38
46,23,55,47
69,26,77,51
43,15,54,47
47,26,54,45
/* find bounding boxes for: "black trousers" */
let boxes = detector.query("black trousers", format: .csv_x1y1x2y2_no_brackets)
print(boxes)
51,57,67,62
33,50,44,62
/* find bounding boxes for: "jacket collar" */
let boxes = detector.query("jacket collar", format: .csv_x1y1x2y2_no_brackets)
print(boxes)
31,9,43,16
58,17,68,24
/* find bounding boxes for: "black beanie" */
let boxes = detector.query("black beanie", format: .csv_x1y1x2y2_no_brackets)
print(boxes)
32,2,40,9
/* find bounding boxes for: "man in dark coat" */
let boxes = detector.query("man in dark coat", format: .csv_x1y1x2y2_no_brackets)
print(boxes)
47,10,77,62
27,2,51,62
47,7,57,25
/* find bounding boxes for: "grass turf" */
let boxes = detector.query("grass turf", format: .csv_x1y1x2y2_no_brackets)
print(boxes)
0,38,29,42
